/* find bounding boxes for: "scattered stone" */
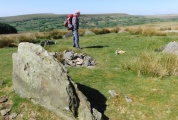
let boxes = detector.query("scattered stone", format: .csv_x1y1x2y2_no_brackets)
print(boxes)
40,40,56,47
124,94,132,102
0,109,10,116
63,50,74,60
115,50,126,55
108,90,117,98
3,104,11,109
75,58,84,65
62,50,97,67
9,112,18,119
0,97,8,103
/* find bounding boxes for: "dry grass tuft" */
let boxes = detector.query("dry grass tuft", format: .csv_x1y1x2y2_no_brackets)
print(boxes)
121,51,178,78
124,26,167,36
78,29,86,36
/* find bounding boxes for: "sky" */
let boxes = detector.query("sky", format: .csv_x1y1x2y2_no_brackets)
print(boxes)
1,0,178,17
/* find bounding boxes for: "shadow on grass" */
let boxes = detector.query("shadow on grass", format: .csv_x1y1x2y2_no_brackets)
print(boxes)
82,45,109,49
77,83,109,120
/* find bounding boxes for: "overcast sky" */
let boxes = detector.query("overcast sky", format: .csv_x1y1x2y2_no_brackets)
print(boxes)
1,0,178,17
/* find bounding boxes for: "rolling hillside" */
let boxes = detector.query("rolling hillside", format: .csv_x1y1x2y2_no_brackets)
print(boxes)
1,13,178,32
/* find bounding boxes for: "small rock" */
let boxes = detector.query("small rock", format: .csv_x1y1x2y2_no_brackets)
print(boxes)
1,109,10,116
115,50,118,55
124,94,132,102
9,112,18,119
115,50,126,55
75,58,84,65
40,40,56,47
0,97,8,103
92,108,102,120
3,104,11,109
64,107,69,111
108,90,117,98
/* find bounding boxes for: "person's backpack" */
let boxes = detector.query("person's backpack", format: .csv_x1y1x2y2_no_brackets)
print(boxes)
64,14,73,30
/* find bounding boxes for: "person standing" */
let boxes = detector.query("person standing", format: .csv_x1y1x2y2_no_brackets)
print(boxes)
72,10,80,49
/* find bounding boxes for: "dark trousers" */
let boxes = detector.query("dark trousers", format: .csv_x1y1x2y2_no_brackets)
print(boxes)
72,30,79,48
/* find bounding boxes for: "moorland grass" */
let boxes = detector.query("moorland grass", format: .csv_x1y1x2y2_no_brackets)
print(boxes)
1,31,178,120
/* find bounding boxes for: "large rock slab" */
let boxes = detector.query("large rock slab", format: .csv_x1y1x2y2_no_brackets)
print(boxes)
160,41,178,55
12,42,102,120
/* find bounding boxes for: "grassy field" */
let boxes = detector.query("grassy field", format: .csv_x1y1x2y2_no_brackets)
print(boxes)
1,30,178,119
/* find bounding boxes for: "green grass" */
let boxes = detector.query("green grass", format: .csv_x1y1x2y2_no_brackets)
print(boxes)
1,32,178,119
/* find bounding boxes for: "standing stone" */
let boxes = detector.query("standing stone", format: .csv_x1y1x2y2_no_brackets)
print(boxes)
12,42,102,120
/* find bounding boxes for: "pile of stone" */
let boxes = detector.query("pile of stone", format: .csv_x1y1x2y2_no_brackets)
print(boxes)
62,50,97,68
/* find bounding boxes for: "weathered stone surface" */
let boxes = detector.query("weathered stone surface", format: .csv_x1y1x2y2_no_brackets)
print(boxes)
0,97,7,103
108,90,117,98
12,42,102,120
159,41,178,55
92,108,102,120
9,112,18,119
1,109,10,116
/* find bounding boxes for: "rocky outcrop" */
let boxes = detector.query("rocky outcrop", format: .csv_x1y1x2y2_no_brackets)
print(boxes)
12,42,102,120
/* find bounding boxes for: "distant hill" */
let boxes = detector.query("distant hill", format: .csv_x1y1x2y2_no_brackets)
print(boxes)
1,13,178,32
0,13,65,22
0,13,128,22
144,14,178,18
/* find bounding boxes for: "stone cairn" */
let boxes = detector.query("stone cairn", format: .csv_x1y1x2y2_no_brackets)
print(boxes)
51,50,97,68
